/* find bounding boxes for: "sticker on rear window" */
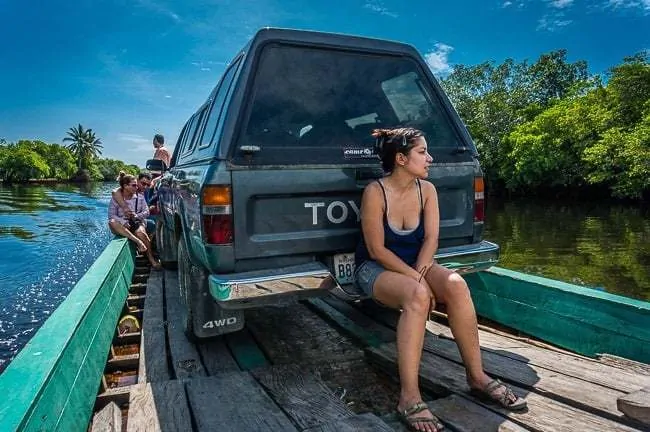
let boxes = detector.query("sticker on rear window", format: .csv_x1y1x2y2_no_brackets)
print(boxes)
343,147,376,159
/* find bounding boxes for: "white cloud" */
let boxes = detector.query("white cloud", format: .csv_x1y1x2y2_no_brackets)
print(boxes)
364,1,398,18
548,0,574,8
134,0,180,23
501,0,529,8
537,13,573,30
424,43,454,76
96,54,166,105
605,0,650,12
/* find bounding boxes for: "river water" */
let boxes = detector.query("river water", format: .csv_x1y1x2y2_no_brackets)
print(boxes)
0,184,648,372
0,183,114,372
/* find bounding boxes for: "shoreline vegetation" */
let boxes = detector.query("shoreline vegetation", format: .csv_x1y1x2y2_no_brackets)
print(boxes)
0,124,140,185
2,49,649,200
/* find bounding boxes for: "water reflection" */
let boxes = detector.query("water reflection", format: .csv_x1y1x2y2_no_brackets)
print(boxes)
0,182,115,373
484,198,650,301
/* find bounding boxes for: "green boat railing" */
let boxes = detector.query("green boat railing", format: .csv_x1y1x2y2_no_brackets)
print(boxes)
465,266,650,363
0,239,135,432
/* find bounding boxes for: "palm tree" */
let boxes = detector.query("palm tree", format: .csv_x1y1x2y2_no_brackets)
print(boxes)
63,124,103,170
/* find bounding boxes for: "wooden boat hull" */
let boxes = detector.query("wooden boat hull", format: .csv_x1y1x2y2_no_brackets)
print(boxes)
465,266,650,364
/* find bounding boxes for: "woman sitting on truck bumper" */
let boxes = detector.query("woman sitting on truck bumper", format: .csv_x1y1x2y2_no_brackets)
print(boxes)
108,172,161,270
355,128,526,432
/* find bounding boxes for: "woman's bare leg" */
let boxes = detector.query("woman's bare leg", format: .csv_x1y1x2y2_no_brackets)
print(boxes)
134,226,160,268
373,271,439,432
109,220,147,253
423,264,491,388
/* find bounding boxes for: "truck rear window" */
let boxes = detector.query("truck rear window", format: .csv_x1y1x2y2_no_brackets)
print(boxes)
234,43,464,165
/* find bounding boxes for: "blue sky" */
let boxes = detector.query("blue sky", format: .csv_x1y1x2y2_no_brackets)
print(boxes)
1,0,648,166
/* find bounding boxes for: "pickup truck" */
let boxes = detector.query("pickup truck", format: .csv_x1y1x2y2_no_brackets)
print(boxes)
147,28,499,340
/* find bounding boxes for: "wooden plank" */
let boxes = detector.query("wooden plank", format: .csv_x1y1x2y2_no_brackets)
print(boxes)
354,302,639,423
418,331,628,421
185,372,298,431
139,270,169,382
197,337,241,375
300,358,401,415
618,386,650,426
163,270,207,379
428,395,530,432
251,364,354,430
306,297,395,347
245,303,364,365
91,402,122,432
354,300,650,395
381,396,531,432
425,320,650,393
224,326,269,370
126,381,193,432
304,413,394,431
368,342,645,432
599,354,650,377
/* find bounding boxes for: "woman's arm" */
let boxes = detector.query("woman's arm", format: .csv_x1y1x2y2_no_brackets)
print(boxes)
414,181,440,273
108,198,127,225
360,182,422,281
111,188,132,216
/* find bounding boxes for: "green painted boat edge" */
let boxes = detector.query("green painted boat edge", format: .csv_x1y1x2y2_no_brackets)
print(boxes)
0,238,134,432
465,266,650,363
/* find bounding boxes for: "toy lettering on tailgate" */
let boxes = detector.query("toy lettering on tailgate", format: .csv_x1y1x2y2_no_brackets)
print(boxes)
304,200,361,225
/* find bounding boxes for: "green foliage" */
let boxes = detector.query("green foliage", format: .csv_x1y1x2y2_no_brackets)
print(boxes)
62,124,103,170
441,50,592,183
441,49,650,199
0,145,49,182
93,158,139,181
607,52,650,127
503,89,612,190
0,136,137,184
583,112,650,198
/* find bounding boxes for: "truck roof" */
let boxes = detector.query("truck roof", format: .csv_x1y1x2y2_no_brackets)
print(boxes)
247,27,421,58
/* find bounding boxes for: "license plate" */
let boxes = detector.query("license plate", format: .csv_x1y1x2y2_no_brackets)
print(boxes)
332,253,355,285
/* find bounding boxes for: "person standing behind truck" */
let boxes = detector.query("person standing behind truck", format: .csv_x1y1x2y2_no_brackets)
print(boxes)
152,133,170,170
355,127,526,432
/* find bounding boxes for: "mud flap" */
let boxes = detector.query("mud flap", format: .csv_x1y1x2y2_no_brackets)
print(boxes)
189,268,245,338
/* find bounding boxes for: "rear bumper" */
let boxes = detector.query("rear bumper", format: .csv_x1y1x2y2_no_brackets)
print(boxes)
209,240,499,308
435,240,500,274
209,262,340,309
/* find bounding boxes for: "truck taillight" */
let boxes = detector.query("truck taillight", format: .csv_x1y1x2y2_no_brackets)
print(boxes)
202,186,233,245
474,177,485,222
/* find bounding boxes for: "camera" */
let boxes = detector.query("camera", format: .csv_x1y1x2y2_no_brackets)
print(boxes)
128,216,142,231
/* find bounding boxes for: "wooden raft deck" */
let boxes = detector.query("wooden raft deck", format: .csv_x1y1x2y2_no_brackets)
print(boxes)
92,269,650,432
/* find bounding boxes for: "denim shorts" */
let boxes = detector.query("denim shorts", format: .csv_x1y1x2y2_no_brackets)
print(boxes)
354,260,386,297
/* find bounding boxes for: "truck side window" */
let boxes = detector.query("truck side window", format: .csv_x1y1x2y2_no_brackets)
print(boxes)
200,58,242,149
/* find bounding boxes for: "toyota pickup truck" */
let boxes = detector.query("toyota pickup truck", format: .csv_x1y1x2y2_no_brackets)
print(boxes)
147,28,499,340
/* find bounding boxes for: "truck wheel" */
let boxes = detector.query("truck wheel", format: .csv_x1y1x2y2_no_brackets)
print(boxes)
157,220,177,270
177,238,198,341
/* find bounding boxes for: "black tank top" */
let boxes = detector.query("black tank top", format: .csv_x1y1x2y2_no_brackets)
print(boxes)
355,179,425,267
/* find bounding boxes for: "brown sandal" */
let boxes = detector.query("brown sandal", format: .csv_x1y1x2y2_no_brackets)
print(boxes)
470,379,527,411
396,401,445,431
